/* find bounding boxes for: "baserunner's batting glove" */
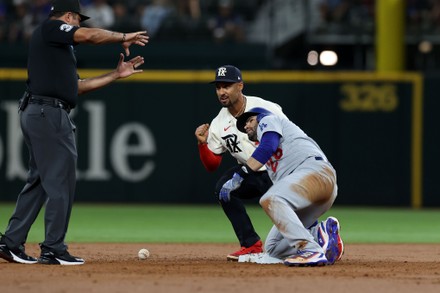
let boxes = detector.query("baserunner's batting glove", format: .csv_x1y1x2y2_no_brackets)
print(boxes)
219,165,255,202
219,172,244,202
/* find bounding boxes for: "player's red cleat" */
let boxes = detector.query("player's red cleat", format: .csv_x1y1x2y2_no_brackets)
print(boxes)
227,240,263,261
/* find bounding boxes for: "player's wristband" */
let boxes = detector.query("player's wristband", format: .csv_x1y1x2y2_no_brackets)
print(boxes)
237,164,255,178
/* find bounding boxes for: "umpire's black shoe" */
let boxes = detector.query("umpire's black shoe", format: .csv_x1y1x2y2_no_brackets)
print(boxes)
38,248,85,265
0,243,38,264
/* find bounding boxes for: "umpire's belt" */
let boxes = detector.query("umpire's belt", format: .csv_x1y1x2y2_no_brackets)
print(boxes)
29,95,71,113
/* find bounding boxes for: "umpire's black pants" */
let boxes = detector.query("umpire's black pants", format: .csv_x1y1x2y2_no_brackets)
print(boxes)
2,103,76,254
215,165,273,247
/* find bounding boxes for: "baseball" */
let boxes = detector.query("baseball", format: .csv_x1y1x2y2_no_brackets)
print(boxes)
138,248,150,260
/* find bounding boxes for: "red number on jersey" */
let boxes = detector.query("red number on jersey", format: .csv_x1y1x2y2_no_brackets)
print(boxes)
266,148,283,172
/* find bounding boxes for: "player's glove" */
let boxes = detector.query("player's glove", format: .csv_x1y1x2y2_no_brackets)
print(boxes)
219,165,255,202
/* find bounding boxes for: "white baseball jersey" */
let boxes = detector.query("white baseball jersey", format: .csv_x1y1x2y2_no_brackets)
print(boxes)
207,96,287,170
256,115,327,182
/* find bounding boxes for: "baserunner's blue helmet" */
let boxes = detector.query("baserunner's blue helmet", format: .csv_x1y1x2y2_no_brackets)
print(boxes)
236,107,273,133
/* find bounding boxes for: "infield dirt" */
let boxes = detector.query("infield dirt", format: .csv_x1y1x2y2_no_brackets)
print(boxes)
1,243,439,293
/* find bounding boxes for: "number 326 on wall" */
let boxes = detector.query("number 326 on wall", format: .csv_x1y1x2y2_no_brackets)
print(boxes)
339,83,398,112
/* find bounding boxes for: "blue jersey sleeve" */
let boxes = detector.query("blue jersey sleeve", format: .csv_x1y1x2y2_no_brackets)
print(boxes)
251,131,281,164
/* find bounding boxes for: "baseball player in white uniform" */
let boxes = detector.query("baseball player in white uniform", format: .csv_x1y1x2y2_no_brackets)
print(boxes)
220,107,344,266
195,65,288,261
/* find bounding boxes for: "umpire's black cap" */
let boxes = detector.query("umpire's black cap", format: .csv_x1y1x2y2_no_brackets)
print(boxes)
49,0,90,22
210,65,243,83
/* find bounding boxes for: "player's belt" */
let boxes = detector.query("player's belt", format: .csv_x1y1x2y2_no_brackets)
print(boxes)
29,95,71,113
288,156,327,175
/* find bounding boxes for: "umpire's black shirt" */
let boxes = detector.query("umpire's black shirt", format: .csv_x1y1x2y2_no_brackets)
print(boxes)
27,19,80,108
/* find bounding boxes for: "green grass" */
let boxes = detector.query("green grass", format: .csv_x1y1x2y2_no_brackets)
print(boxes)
1,203,440,243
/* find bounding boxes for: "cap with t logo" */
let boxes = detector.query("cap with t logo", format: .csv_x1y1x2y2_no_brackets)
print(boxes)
210,65,243,83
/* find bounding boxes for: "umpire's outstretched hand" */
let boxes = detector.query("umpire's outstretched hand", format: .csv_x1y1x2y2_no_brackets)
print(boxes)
122,31,149,56
116,54,145,79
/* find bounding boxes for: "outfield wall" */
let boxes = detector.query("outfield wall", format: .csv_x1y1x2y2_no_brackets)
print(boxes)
1,69,435,207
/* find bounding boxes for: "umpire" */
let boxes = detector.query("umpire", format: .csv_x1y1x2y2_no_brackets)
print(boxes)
0,0,148,265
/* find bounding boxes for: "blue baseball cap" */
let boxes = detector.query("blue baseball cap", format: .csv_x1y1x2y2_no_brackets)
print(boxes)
210,65,243,83
236,107,273,133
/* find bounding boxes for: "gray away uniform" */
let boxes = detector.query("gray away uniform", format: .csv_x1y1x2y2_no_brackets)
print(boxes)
256,115,338,259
